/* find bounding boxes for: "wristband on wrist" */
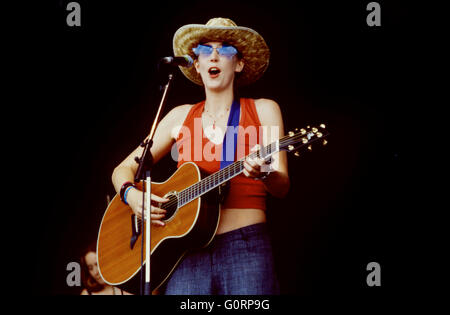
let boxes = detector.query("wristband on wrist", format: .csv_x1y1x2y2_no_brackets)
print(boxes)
123,185,135,205
120,181,135,204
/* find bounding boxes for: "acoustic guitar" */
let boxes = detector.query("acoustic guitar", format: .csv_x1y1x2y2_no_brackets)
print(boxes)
97,124,328,292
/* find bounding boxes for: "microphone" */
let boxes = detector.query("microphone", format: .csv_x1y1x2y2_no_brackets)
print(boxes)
159,55,193,68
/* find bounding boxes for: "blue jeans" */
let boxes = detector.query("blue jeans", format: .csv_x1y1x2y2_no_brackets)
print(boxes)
164,223,280,295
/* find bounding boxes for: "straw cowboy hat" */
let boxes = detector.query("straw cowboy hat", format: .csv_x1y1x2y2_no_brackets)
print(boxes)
173,17,270,86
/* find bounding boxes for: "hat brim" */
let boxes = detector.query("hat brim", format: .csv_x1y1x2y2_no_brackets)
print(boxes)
173,24,270,86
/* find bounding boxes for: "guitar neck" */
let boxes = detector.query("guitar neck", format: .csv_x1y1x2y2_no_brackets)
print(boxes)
177,140,280,207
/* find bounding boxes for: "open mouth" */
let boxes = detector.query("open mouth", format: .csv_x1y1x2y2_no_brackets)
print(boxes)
208,67,221,77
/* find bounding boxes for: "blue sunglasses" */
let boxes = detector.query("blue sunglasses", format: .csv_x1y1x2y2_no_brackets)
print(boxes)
192,44,238,58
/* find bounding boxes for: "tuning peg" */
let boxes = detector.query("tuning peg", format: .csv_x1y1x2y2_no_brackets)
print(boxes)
322,140,328,146
312,127,318,133
316,132,323,138
320,124,326,129
294,151,300,157
288,145,294,151
307,125,310,129
300,128,306,135
288,131,295,136
307,145,312,151
302,138,308,144
294,128,299,132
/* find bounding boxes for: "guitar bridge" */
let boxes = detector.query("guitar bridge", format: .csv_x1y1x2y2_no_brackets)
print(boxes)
130,214,142,250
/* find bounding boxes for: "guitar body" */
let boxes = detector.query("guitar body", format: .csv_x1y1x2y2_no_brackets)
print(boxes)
97,162,221,292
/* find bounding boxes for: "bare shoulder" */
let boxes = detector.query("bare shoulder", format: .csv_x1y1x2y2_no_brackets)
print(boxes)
164,104,194,140
159,104,193,126
166,104,193,124
171,104,194,116
254,98,279,108
253,98,283,125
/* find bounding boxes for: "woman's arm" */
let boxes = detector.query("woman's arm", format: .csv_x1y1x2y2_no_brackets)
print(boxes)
243,98,290,198
111,104,192,224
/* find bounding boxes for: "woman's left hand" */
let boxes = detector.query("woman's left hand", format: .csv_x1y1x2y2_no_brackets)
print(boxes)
243,145,271,180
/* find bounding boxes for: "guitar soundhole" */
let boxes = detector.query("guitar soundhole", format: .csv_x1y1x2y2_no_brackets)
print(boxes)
159,192,178,222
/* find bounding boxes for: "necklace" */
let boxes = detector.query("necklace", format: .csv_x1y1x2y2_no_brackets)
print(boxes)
204,106,230,129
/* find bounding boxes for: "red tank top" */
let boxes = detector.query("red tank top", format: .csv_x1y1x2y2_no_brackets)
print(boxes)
175,98,267,210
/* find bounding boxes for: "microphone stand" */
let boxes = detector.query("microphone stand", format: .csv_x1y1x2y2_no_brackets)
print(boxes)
134,72,174,295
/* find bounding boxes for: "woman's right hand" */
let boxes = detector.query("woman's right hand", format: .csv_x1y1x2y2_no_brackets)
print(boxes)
126,188,169,226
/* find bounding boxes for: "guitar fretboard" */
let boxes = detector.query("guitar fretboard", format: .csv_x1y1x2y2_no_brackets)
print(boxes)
177,141,279,207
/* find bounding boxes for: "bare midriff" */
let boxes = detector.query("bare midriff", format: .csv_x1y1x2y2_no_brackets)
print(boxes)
216,208,266,234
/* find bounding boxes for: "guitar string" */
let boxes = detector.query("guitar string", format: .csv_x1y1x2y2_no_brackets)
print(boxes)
157,152,256,211
181,133,326,209
177,134,299,204
165,141,276,209
157,140,280,210
154,131,324,211
156,134,306,210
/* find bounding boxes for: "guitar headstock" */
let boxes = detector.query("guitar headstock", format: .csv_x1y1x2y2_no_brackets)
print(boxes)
281,124,329,156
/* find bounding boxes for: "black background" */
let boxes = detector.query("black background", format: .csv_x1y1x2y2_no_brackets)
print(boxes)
16,0,424,296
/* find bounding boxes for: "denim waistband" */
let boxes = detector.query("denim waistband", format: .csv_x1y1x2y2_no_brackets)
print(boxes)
213,223,268,244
